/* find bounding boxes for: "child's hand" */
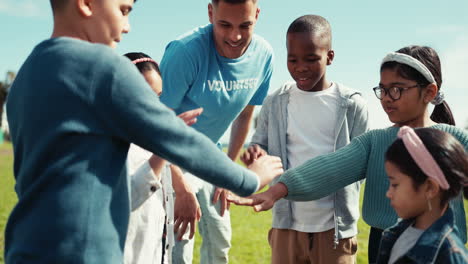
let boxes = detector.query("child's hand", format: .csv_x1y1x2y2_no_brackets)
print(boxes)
177,107,203,126
227,183,288,212
241,144,267,166
226,193,258,206
248,155,283,190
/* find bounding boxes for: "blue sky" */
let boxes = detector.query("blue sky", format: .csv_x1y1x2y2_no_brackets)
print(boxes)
1,0,467,142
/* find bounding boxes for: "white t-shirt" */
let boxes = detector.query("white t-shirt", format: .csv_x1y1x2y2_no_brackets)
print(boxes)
287,82,340,233
389,225,424,264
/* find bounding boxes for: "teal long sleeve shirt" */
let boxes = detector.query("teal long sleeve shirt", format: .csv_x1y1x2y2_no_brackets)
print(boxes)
279,124,467,241
5,38,258,263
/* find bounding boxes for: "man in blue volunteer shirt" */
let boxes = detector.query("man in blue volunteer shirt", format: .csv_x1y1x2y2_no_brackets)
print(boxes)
159,0,273,263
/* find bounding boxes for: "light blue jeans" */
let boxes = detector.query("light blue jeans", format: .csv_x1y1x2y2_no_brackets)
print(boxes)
172,181,231,264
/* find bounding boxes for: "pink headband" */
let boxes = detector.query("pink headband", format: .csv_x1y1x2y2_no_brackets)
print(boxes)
131,57,157,65
397,126,449,190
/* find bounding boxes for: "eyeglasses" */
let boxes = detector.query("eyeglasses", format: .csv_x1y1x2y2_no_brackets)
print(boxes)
372,84,420,100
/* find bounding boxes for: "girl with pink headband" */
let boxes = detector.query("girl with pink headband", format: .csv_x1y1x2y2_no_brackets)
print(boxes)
230,45,468,263
377,126,468,263
122,52,203,264
122,52,172,264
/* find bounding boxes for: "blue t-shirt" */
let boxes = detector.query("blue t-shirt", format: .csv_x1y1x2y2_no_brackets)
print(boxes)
160,24,274,143
5,37,259,263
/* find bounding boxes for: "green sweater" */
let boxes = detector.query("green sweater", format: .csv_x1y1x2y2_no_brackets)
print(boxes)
279,124,467,241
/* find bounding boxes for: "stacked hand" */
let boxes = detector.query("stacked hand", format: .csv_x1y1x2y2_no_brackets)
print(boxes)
211,145,282,215
225,145,287,212
243,145,283,190
227,183,288,212
241,144,268,166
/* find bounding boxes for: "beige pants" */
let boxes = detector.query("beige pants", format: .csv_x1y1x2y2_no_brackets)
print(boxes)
269,228,357,264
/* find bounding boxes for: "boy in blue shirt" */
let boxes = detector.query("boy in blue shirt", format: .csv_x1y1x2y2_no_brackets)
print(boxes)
159,0,274,263
4,0,283,263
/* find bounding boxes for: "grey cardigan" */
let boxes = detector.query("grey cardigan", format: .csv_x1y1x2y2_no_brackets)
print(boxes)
250,81,369,247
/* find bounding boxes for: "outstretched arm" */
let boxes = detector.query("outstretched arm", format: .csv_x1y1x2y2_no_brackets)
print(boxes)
279,137,369,201
227,182,288,212
128,107,203,211
106,44,278,196
231,135,371,209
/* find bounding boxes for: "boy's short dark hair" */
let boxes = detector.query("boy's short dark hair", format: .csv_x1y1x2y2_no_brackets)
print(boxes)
50,0,66,12
287,15,332,49
212,0,257,5
50,0,138,12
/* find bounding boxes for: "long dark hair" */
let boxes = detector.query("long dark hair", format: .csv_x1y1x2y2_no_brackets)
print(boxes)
381,46,455,125
386,128,468,205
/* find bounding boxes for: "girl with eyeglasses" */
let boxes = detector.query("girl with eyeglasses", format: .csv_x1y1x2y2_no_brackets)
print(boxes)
230,45,467,263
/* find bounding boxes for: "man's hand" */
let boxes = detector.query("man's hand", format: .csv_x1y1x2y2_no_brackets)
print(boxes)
240,144,267,166
248,155,284,190
174,190,202,240
212,188,231,216
227,183,288,212
177,107,203,126
171,165,202,240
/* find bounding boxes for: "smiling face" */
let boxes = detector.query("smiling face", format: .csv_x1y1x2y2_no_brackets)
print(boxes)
379,69,430,126
208,1,259,59
286,32,333,92
385,161,429,220
87,0,134,48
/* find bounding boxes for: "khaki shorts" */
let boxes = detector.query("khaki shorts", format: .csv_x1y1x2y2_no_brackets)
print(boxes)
269,228,357,264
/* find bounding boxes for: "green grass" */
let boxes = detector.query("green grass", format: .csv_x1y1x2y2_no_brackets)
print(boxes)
192,206,274,264
191,191,371,264
0,142,16,264
0,142,466,263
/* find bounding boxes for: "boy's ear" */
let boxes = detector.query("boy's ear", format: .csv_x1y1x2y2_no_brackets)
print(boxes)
255,8,260,20
423,83,438,104
326,50,335,66
208,3,214,24
77,0,93,17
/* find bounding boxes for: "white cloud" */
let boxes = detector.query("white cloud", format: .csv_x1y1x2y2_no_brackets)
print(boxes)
440,32,468,127
417,24,468,127
442,35,468,89
0,0,47,18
